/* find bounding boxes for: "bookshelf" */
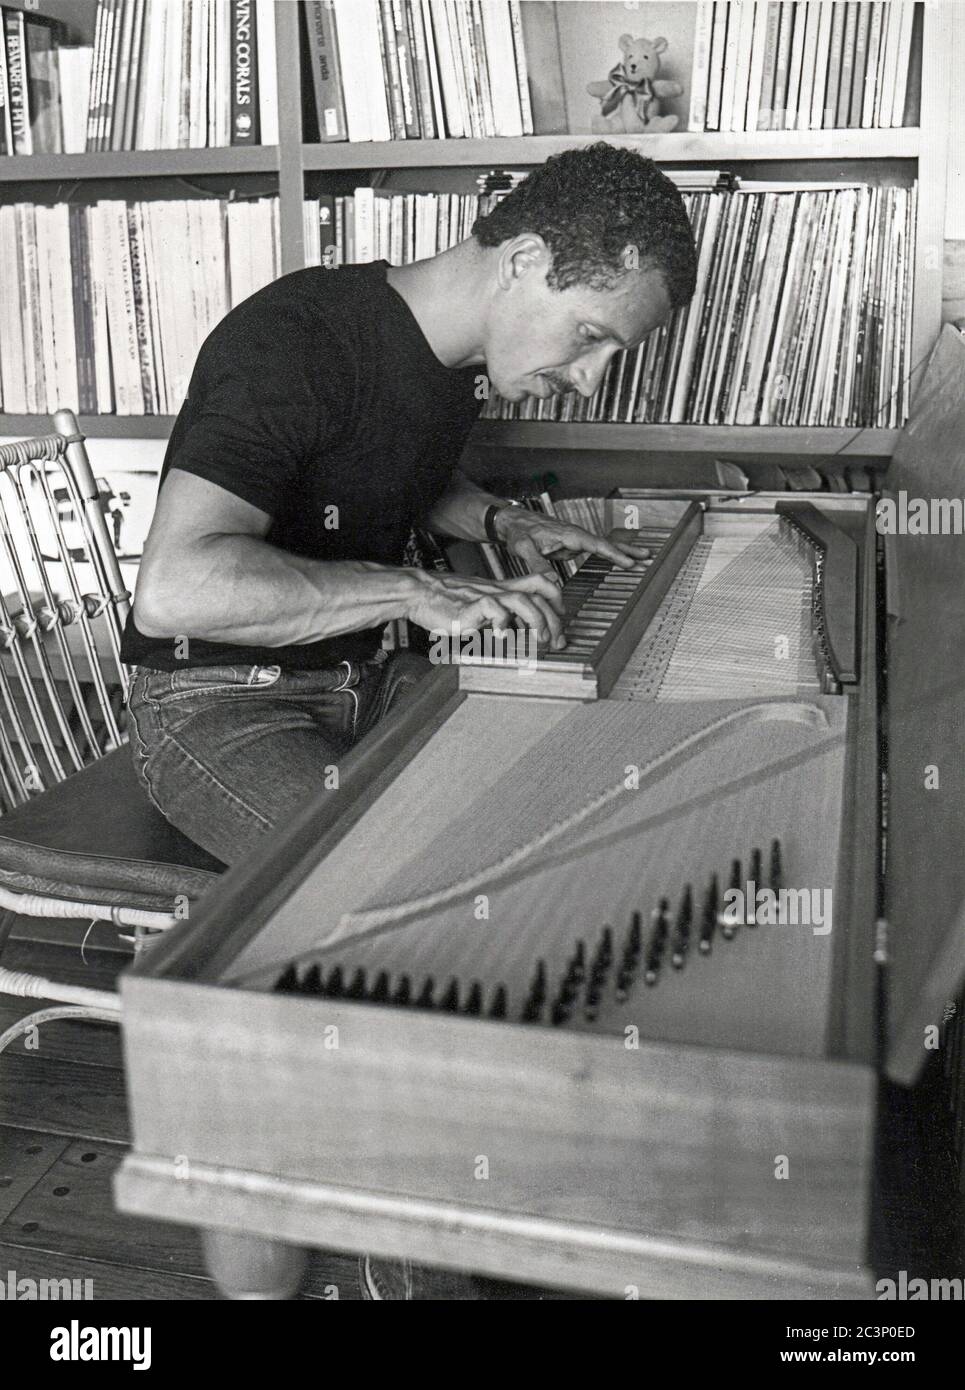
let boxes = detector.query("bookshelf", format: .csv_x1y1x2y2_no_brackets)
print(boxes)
0,0,952,482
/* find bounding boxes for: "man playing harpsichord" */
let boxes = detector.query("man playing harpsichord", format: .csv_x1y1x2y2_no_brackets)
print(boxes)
122,141,695,1299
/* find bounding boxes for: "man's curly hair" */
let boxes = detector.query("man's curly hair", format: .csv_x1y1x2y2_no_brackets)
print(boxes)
472,144,697,307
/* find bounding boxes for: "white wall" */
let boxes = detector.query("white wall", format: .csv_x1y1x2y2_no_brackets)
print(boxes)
944,0,965,239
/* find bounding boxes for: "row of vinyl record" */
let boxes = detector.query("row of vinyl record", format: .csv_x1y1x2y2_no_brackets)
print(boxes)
689,0,918,132
305,0,532,142
0,198,279,416
482,182,917,431
0,0,279,155
302,168,731,268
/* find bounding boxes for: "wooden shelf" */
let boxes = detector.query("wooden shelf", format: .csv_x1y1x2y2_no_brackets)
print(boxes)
0,414,899,458
0,147,278,183
0,415,175,440
471,421,900,457
301,127,921,171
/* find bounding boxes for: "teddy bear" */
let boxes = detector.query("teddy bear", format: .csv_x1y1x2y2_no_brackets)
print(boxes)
587,34,682,134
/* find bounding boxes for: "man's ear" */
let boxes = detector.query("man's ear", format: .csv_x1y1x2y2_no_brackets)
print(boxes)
498,234,550,288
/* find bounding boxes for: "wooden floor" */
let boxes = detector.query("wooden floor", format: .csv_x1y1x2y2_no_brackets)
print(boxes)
0,921,571,1300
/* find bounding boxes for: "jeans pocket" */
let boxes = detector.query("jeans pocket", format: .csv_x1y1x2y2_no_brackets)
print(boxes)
167,664,282,696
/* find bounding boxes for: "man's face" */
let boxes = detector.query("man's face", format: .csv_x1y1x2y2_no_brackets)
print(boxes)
482,239,674,403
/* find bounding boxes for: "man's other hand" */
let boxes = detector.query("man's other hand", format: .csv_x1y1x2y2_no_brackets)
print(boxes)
495,509,652,573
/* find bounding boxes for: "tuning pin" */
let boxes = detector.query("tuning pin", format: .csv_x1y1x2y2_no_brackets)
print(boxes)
464,981,483,1016
720,860,742,940
440,978,461,1013
770,838,783,892
346,968,367,1000
392,974,412,1007
747,849,762,928
645,897,670,985
671,885,693,968
597,926,614,969
300,963,324,995
370,970,390,1003
565,940,586,987
699,875,719,955
274,963,298,993
488,984,508,1020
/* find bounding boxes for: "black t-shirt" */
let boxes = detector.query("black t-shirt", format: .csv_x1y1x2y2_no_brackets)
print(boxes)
120,261,482,672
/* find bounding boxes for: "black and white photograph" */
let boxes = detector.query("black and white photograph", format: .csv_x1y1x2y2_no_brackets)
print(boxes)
0,0,963,1351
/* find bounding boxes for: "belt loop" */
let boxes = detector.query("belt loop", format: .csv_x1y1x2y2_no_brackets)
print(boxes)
331,660,354,692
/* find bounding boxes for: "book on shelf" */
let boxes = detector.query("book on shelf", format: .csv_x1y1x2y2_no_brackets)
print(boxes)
303,0,531,141
683,0,917,134
478,178,915,432
21,0,281,152
0,196,279,417
1,4,74,155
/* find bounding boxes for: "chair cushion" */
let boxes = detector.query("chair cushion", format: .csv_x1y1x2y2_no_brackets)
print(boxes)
0,746,226,911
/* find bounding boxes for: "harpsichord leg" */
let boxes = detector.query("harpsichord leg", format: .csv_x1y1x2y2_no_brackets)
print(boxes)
200,1228,308,1300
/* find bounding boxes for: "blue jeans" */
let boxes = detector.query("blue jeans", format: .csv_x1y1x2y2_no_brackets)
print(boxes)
126,650,432,866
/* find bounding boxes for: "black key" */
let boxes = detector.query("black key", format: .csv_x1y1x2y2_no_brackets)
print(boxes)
464,981,483,1016
370,970,390,1003
416,977,435,1009
440,978,460,1012
392,974,412,1007
770,838,783,891
326,965,344,998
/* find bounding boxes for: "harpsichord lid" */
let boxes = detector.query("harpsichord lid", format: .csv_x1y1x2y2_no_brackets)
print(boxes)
882,324,965,1083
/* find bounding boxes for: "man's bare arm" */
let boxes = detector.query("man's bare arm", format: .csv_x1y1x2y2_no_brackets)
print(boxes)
133,470,566,647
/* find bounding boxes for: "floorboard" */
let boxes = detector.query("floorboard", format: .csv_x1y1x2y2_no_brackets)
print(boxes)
0,1054,129,1143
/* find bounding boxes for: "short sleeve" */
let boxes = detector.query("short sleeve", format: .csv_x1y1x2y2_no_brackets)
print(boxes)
165,299,336,519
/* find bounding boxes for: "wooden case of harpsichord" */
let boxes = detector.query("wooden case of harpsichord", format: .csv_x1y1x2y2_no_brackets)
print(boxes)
115,328,965,1300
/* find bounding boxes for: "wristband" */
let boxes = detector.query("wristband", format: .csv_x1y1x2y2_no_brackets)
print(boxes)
484,503,512,545
486,503,511,539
